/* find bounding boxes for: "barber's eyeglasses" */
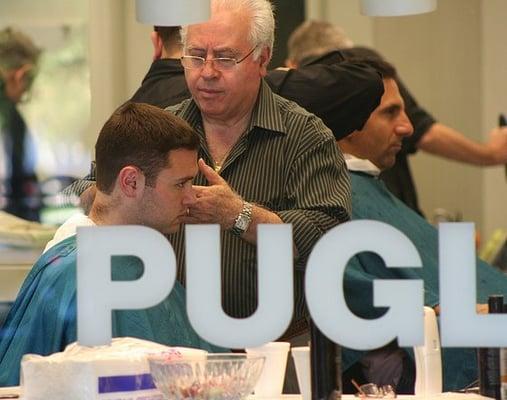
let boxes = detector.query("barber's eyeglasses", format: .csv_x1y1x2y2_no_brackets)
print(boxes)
180,46,257,71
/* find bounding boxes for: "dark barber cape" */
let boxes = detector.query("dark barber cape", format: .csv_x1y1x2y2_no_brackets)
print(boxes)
266,51,383,140
0,235,222,386
345,170,507,392
129,53,384,140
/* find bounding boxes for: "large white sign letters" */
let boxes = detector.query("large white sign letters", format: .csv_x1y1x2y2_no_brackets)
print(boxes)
76,221,507,349
306,220,423,350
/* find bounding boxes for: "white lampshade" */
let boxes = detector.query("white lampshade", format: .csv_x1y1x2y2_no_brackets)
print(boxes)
135,0,210,26
360,0,436,16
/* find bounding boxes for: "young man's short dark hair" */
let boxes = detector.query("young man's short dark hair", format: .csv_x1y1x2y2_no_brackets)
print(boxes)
95,102,199,193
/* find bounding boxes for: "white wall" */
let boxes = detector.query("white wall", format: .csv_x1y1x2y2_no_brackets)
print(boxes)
87,0,152,149
374,0,483,231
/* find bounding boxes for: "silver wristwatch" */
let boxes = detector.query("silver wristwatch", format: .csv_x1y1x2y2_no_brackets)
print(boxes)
231,201,253,237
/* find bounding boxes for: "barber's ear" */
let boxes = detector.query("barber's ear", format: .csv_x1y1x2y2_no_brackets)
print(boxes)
258,47,271,76
151,31,163,61
118,166,145,197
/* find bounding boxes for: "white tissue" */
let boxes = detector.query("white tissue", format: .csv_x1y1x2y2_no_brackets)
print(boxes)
20,337,207,400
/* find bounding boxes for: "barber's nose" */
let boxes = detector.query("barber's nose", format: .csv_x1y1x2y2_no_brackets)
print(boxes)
200,60,219,79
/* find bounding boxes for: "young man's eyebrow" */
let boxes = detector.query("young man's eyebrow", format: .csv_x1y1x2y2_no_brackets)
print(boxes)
176,175,195,183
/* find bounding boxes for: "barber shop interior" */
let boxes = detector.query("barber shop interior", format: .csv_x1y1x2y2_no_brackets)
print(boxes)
1,0,507,399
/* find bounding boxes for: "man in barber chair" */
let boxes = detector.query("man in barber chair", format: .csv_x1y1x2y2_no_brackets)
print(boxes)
318,57,507,394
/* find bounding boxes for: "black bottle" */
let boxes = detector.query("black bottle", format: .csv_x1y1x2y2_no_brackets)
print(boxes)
478,295,504,399
310,320,341,400
500,114,506,180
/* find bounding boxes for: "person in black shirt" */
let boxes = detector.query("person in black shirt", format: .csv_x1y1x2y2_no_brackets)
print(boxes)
0,27,41,221
286,20,507,216
130,26,189,108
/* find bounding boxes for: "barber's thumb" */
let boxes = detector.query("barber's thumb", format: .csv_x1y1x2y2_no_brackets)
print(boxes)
198,158,224,185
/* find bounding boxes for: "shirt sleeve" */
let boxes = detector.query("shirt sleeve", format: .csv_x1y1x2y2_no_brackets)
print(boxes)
276,116,351,268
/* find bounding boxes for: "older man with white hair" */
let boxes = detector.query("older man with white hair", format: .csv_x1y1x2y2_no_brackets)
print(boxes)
168,0,351,339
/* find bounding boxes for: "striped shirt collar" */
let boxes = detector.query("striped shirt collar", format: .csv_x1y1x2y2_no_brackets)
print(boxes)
175,79,286,136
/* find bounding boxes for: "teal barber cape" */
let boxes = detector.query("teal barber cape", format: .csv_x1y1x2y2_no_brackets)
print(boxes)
343,171,507,391
0,235,221,386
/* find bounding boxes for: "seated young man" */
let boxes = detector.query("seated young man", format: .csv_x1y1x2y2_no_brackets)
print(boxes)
0,102,219,386
330,58,507,393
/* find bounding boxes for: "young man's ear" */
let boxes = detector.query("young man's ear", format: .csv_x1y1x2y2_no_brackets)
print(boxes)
150,31,163,61
118,166,145,197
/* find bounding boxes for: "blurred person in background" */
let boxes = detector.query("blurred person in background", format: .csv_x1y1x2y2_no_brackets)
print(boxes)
286,20,507,216
0,27,41,221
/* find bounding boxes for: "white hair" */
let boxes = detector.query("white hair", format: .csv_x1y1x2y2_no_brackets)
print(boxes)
180,0,275,61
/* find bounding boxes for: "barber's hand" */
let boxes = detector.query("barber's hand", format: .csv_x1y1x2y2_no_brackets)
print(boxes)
486,126,507,164
184,159,244,229
80,185,96,215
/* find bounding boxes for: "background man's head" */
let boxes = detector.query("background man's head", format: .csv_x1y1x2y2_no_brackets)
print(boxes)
0,27,41,103
338,58,413,171
179,0,274,121
94,102,199,233
286,20,353,67
151,26,182,60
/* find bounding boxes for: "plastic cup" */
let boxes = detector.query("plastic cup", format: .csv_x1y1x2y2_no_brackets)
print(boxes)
291,346,311,400
246,341,290,398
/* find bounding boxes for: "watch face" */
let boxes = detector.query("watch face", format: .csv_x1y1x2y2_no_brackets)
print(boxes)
236,217,249,231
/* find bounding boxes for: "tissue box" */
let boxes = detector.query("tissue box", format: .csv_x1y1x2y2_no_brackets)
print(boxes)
20,337,207,400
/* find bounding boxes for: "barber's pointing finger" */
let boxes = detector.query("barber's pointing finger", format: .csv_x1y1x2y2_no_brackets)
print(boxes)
198,158,225,185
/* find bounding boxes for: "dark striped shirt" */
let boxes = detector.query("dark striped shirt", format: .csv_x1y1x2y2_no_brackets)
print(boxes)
167,79,351,337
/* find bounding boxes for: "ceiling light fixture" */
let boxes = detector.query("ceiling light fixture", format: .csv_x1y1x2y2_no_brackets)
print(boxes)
135,0,210,26
360,0,437,16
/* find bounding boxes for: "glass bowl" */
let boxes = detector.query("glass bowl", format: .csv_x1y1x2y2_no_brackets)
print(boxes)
148,353,265,400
